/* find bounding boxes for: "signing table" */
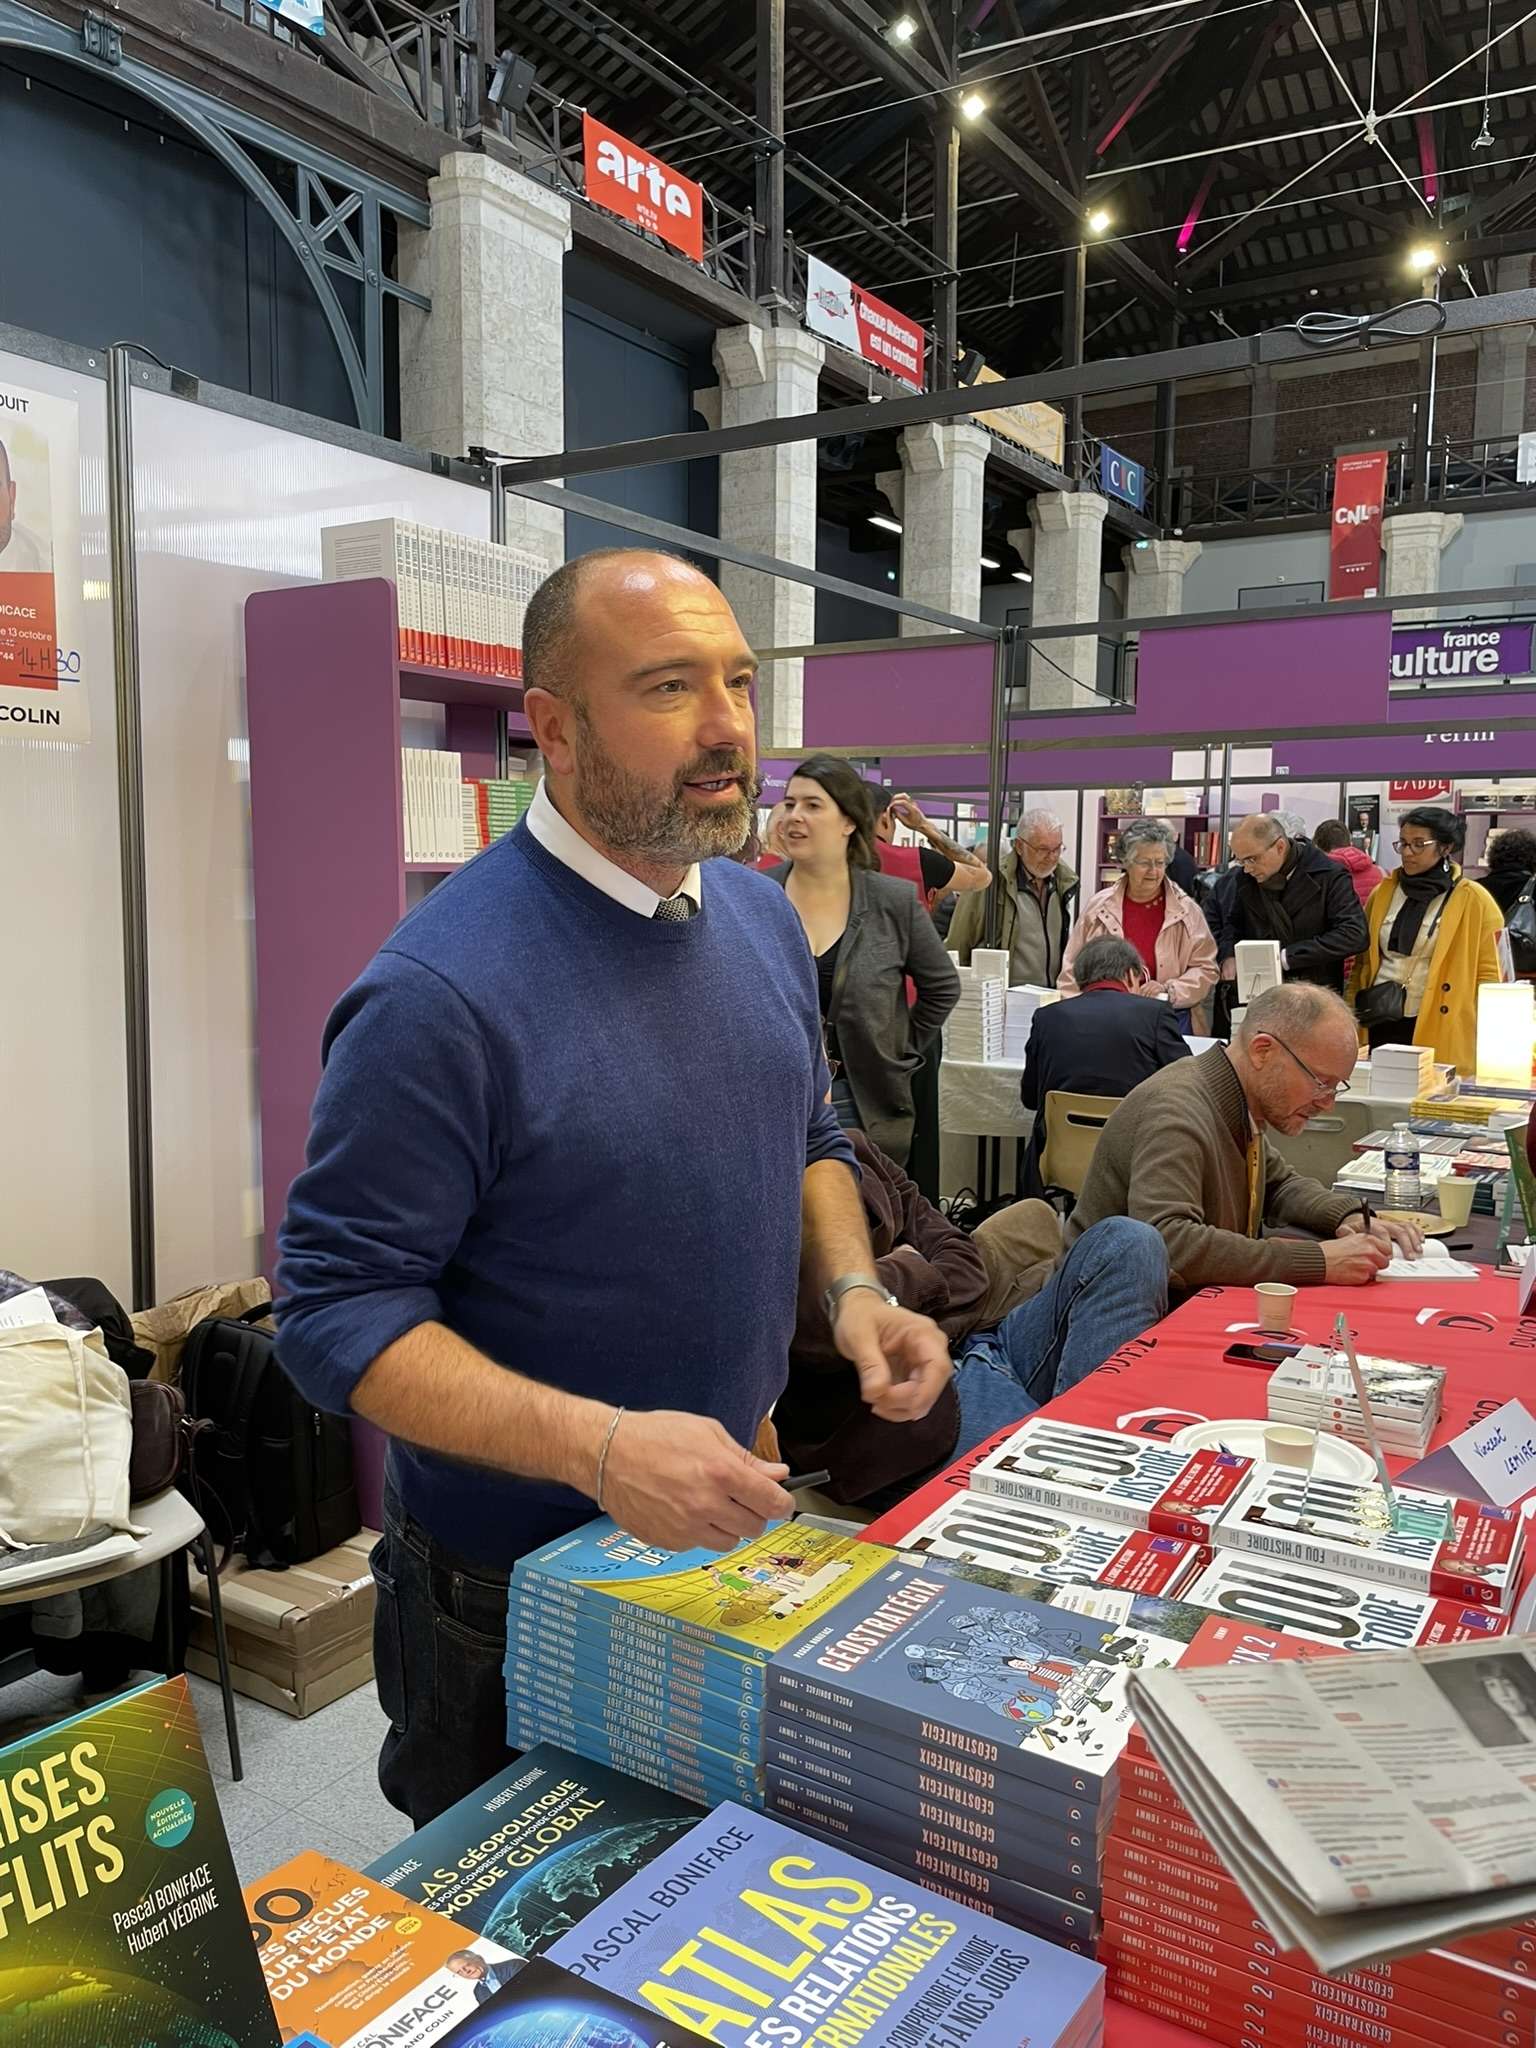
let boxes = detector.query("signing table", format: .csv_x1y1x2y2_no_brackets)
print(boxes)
939,1267,1536,2048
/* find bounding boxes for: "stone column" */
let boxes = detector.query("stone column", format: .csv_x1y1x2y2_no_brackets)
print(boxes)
1026,492,1108,707
882,422,991,636
1474,256,1533,443
1122,537,1202,617
1383,509,1463,621
398,153,571,566
704,323,824,753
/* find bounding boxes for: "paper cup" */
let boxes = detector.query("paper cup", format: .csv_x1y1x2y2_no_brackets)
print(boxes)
1437,1176,1476,1228
1264,1425,1317,1471
1255,1282,1297,1333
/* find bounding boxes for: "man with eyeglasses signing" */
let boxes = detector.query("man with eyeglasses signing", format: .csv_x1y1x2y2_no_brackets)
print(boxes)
1067,983,1422,1298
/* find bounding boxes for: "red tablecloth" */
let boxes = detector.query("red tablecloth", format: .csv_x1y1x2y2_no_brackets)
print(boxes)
1008,1270,1536,2048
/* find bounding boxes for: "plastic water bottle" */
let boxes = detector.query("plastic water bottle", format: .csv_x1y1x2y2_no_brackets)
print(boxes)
1383,1123,1421,1210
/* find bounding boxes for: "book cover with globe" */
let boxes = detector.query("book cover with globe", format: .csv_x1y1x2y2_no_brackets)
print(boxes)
365,1745,700,1956
441,1954,707,2045
0,1672,278,2048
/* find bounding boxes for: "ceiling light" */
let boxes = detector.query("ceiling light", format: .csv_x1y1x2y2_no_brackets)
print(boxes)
1407,241,1443,272
960,91,987,120
1086,208,1112,236
1012,570,1032,583
980,555,1000,569
888,13,917,40
869,514,903,534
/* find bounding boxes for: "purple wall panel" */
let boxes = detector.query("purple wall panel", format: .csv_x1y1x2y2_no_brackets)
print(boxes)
802,641,994,748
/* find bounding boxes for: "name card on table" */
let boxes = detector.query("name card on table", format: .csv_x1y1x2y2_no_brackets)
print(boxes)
1398,1398,1536,1509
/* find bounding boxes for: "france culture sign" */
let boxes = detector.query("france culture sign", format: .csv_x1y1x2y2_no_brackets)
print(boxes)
582,115,704,264
0,381,89,744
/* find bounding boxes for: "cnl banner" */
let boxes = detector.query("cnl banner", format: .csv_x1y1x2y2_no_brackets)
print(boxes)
582,114,704,264
1328,448,1389,600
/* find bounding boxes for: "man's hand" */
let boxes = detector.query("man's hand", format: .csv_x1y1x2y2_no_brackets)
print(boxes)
1338,1209,1424,1260
1320,1233,1392,1286
1221,958,1237,982
889,793,925,833
598,1411,793,1552
833,1290,952,1422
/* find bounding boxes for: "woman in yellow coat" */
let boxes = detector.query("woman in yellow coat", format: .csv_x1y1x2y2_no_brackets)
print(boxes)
1348,805,1502,1077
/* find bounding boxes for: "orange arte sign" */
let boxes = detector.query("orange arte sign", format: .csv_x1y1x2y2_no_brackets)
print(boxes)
582,114,704,264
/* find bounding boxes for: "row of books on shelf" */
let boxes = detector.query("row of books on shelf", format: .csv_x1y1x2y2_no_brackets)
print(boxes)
323,517,548,677
401,746,533,864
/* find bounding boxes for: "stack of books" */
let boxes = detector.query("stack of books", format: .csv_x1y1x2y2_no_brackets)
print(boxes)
1265,1344,1444,1457
1335,1148,1507,1212
460,774,534,855
542,1799,1107,2048
1099,1617,1536,2044
1370,1042,1439,1097
1004,983,1058,1061
323,517,547,677
969,1415,1259,1544
945,965,1006,1060
504,1518,893,1811
765,1553,1194,1949
402,746,464,863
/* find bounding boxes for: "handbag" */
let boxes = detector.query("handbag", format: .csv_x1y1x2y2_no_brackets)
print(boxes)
128,1378,198,1501
1353,977,1408,1028
0,1321,137,1545
1507,874,1536,977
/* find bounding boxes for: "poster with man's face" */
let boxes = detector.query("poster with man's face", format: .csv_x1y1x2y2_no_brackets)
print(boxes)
0,382,88,742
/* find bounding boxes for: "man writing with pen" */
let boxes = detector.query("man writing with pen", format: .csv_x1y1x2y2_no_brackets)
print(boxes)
273,551,953,1828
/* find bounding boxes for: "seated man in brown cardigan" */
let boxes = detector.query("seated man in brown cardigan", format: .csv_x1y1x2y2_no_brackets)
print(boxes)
1068,982,1422,1296
777,1136,1166,1505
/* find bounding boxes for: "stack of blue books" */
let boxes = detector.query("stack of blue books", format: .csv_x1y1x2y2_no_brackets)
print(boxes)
503,1517,895,1810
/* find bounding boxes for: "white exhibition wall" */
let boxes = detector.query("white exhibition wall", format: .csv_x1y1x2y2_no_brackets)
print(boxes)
129,391,493,1299
0,345,128,1295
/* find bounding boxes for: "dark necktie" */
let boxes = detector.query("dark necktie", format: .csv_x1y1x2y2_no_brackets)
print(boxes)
652,894,694,923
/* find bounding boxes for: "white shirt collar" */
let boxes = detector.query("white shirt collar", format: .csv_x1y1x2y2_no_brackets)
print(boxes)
525,779,703,918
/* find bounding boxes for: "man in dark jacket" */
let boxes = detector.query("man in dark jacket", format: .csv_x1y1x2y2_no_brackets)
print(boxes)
1018,937,1191,1195
1223,814,1367,996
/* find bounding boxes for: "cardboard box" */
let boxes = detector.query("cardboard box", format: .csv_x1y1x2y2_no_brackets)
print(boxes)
1235,939,1282,1005
188,1529,379,1718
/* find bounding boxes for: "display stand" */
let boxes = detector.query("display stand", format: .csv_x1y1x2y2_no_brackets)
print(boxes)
246,576,529,1523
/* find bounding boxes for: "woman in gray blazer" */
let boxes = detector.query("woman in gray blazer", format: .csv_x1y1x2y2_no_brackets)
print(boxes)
766,755,960,1165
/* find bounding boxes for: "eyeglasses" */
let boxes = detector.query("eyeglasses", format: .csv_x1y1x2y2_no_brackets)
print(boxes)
1266,1032,1352,1100
1393,838,1441,855
1126,857,1168,872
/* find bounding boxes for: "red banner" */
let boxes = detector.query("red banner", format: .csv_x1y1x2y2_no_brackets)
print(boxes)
1327,448,1388,599
804,255,925,391
582,114,704,265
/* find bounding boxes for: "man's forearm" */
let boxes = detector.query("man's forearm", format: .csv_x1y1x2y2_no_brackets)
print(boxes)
351,1320,609,1494
921,818,983,868
800,1158,879,1303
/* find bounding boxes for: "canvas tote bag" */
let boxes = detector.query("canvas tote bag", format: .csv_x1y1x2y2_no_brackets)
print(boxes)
0,1320,141,1547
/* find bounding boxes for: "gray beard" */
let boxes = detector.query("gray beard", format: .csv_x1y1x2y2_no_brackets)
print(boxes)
571,715,758,864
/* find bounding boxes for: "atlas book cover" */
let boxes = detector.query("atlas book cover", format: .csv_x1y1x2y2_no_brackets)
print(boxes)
0,1673,277,2048
542,1800,1105,2046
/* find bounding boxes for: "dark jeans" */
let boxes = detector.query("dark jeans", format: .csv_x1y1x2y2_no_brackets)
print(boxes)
372,1483,514,1826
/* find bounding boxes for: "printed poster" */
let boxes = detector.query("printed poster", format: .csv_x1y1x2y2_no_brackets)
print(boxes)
805,253,925,390
0,380,89,742
1327,446,1388,601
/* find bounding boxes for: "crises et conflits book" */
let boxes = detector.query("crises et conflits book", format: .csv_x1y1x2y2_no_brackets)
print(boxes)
1210,1470,1524,1611
0,1673,278,2048
969,1418,1256,1542
863,1475,1208,1599
543,1800,1105,2048
364,1743,699,1956
244,1851,519,2048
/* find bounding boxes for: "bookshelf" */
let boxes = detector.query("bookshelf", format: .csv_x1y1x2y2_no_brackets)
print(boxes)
1096,802,1219,887
246,576,533,1524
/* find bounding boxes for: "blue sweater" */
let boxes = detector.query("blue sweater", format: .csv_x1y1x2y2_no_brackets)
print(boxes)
276,825,852,1567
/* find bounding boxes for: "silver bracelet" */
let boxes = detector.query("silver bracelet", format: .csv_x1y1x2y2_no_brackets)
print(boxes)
595,1406,625,1513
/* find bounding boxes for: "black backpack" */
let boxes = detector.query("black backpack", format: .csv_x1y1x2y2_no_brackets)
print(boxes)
1507,873,1536,978
180,1305,359,1569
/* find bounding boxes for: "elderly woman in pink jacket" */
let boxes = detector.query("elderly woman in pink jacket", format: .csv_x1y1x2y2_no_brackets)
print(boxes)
1059,817,1218,1029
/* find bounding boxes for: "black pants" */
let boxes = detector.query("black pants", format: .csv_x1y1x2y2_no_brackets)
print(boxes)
1367,1017,1417,1050
371,1484,514,1826
907,1031,944,1206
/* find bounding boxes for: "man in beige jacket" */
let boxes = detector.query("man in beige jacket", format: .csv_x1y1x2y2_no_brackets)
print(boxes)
1068,983,1422,1295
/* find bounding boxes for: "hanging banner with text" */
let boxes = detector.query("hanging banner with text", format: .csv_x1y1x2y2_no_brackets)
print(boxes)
804,255,925,391
0,382,88,743
1327,448,1388,600
582,114,704,264
967,365,1064,466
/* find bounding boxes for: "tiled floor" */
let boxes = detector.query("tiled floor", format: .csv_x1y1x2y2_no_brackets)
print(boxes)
0,1663,409,1887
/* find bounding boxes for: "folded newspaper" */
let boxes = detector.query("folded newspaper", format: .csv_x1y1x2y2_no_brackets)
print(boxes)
1130,1639,1536,1972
